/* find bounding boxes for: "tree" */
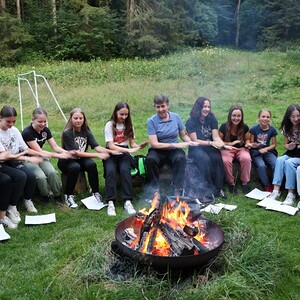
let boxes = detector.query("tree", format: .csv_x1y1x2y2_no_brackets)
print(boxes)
0,12,32,66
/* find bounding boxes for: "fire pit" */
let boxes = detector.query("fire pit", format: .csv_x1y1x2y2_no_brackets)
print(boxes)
112,194,224,270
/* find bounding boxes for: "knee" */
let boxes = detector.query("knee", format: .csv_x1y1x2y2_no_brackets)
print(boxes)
69,163,81,174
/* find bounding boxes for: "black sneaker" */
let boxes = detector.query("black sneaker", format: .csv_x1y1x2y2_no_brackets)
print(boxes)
228,185,237,195
241,184,250,194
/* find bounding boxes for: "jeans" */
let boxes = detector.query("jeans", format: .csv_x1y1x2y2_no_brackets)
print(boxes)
297,166,300,195
272,155,300,189
252,152,277,186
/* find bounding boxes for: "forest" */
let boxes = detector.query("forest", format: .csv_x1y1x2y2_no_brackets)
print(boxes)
1,0,300,66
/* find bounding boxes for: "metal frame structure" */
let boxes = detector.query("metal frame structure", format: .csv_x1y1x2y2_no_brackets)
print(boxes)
17,70,67,130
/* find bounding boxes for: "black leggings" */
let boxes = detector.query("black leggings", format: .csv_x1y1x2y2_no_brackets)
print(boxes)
58,158,99,195
0,164,27,209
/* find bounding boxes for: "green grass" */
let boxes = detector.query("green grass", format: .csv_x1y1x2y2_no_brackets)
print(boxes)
0,47,300,299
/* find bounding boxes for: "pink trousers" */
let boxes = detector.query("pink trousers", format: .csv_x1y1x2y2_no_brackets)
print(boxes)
221,148,252,186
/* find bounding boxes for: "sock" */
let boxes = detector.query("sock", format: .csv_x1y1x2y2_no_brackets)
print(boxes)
7,205,17,211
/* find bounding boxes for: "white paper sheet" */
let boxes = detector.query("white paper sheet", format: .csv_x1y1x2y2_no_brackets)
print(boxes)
25,213,56,225
81,196,108,210
201,204,223,214
245,188,270,200
257,198,282,207
0,224,11,241
265,202,298,215
257,198,298,215
215,203,238,211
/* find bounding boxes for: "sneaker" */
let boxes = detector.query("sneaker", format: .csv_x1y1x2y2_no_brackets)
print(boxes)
217,189,227,199
264,185,273,193
93,192,104,205
24,200,38,213
282,193,296,206
65,195,78,209
297,201,300,210
107,204,116,216
124,200,136,215
241,184,250,194
6,207,21,224
228,185,237,195
266,190,280,201
0,216,17,229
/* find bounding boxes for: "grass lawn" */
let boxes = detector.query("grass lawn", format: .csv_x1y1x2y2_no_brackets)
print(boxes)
0,47,300,299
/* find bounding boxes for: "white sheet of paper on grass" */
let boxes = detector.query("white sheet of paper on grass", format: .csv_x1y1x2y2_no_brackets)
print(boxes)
257,198,298,215
81,195,108,210
25,213,56,225
245,188,270,200
0,224,11,241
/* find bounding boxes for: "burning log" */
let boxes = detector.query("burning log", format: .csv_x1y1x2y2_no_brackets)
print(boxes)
146,205,163,254
137,207,159,251
160,222,195,256
122,228,137,246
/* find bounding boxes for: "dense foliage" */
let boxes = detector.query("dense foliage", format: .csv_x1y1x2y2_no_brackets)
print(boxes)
0,0,300,65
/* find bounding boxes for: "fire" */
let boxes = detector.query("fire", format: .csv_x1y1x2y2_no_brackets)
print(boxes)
124,194,210,257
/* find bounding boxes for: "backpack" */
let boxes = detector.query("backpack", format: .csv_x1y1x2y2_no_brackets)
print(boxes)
130,155,147,177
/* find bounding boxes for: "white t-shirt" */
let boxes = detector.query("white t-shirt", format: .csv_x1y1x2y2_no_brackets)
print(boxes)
0,141,5,152
104,121,131,147
0,126,28,154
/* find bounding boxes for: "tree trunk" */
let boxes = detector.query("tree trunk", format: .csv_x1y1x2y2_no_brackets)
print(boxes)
16,0,21,19
52,0,57,34
235,0,241,47
127,0,134,28
1,0,6,10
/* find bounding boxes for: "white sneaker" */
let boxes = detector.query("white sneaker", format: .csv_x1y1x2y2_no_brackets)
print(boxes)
65,195,78,209
297,201,300,210
24,200,38,213
7,207,21,224
282,193,296,206
266,191,280,201
124,200,136,215
107,204,116,216
0,216,18,229
93,192,104,205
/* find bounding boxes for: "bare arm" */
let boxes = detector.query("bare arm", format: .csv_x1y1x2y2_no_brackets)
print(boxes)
148,134,191,150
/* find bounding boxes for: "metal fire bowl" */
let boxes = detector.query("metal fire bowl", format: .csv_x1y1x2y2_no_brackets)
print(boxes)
114,215,224,270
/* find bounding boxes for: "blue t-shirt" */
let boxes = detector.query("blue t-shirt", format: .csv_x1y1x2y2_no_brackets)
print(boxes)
147,112,184,143
249,124,277,149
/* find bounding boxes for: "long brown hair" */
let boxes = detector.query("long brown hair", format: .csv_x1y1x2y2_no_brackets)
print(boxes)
280,104,300,136
224,105,245,142
109,102,134,140
61,108,90,148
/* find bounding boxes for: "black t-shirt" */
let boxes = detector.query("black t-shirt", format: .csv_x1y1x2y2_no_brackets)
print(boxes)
62,129,99,152
219,123,249,148
22,124,53,149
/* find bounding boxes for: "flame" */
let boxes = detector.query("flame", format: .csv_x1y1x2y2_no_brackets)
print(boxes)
126,195,208,256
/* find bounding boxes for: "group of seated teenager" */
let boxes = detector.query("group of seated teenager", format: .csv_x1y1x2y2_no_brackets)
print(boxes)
0,98,299,229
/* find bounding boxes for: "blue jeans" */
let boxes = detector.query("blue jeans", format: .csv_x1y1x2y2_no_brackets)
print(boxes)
272,155,300,189
252,152,277,186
